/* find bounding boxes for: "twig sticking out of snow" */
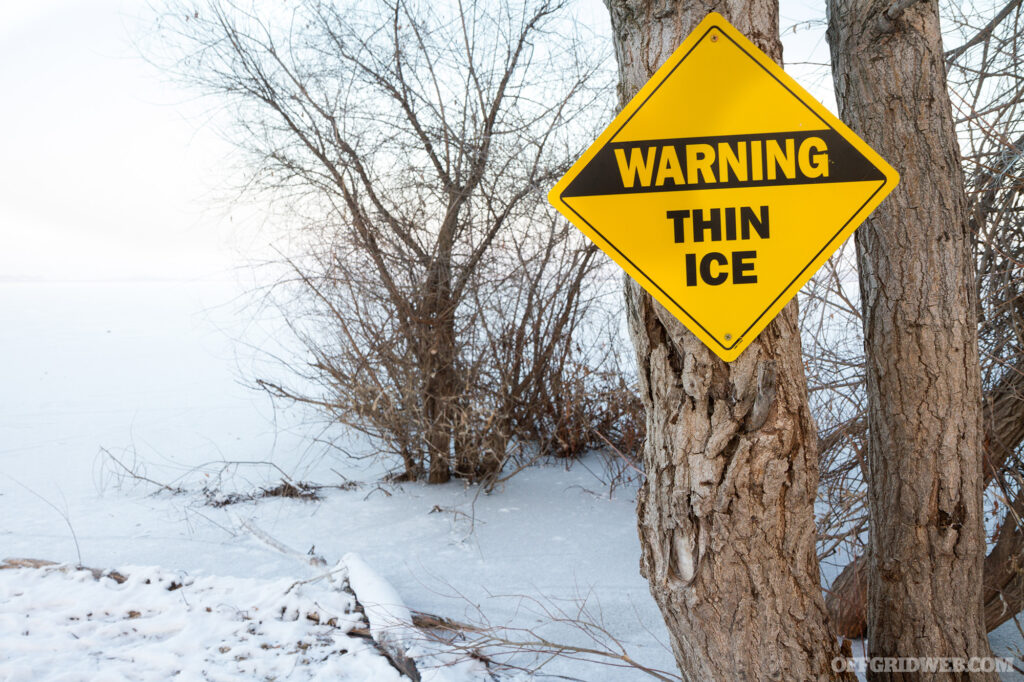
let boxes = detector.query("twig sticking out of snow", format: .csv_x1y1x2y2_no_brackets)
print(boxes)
230,512,328,569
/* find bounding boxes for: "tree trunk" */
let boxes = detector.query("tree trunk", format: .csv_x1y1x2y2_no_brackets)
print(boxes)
827,1,995,676
827,360,1024,637
605,2,848,678
420,263,458,485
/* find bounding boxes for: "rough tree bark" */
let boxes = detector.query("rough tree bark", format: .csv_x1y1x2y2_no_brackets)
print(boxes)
827,361,1024,637
604,1,848,678
827,0,996,676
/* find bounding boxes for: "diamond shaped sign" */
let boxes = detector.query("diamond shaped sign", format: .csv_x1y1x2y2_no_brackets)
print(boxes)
548,12,898,362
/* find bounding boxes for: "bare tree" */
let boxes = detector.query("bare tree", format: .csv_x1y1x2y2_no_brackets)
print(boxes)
800,0,1024,640
601,1,848,679
156,0,633,484
827,0,999,673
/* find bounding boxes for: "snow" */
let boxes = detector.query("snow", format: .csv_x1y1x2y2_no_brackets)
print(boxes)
343,552,414,648
1,280,1021,681
0,280,673,681
0,561,398,682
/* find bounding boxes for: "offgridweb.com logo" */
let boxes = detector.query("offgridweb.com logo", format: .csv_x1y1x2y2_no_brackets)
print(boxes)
831,657,1015,674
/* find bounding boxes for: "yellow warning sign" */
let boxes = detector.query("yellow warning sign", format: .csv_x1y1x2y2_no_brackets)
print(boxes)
548,12,898,362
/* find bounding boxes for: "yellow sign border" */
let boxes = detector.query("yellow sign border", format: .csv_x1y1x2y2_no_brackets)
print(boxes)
548,12,899,362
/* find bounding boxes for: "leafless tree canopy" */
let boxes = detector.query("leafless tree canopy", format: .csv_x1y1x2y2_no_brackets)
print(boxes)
154,0,639,485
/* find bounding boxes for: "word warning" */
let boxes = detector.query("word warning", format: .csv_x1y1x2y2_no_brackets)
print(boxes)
548,12,898,362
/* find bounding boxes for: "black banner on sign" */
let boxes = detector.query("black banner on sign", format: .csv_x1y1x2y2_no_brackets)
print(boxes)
561,129,885,198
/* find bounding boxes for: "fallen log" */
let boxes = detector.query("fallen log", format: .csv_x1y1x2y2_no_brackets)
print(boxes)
1,557,128,584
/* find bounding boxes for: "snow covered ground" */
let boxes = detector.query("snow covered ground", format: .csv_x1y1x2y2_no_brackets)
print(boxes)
0,559,408,682
1,280,1021,680
0,280,674,681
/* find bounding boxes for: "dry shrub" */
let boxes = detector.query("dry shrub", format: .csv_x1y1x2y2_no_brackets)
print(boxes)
531,356,644,462
156,0,626,486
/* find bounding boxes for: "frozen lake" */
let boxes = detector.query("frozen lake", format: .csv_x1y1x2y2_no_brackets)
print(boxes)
0,279,676,680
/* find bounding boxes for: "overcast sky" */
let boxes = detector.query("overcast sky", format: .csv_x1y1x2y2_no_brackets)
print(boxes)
0,0,241,281
0,0,830,282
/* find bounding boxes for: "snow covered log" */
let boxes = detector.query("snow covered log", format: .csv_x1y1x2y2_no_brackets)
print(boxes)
343,552,421,681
